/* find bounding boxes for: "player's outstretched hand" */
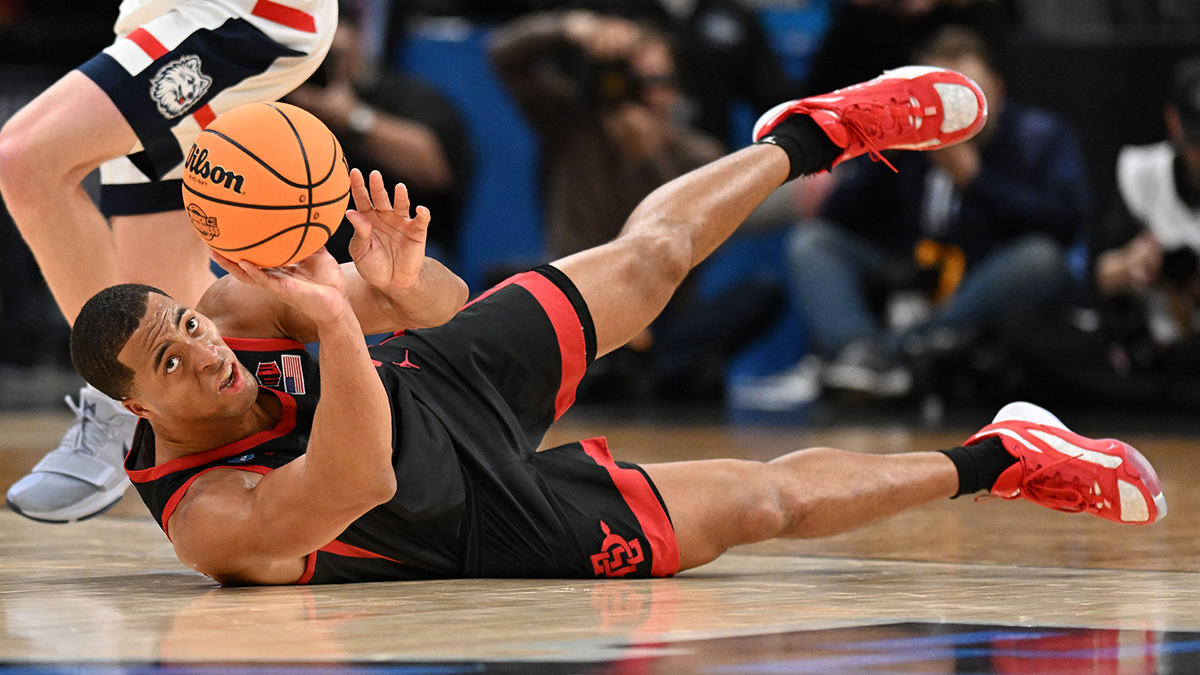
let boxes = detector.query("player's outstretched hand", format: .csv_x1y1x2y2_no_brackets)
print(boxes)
211,247,349,326
345,168,430,291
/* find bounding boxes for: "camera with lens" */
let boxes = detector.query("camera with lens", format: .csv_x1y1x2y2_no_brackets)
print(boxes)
561,47,644,109
1161,246,1199,290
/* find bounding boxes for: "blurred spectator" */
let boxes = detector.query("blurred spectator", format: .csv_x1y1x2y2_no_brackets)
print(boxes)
287,9,473,261
805,0,1015,97
564,0,799,145
491,10,781,401
787,26,1089,399
1003,56,1200,410
490,9,723,257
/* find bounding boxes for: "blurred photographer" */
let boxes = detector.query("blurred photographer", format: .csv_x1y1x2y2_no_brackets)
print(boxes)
490,10,722,257
286,10,472,260
1093,57,1200,368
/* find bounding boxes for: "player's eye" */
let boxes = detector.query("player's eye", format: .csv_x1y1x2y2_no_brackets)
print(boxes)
186,316,199,333
166,356,180,374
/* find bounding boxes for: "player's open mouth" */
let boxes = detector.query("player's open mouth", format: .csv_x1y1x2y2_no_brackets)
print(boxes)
219,362,239,393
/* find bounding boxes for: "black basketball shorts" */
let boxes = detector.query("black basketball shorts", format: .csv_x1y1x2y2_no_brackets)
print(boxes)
370,265,680,579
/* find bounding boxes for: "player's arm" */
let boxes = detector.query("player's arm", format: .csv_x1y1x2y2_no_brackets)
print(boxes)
202,168,468,342
167,250,396,585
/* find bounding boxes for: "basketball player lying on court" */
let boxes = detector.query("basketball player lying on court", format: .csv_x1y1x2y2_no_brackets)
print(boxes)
70,68,1167,586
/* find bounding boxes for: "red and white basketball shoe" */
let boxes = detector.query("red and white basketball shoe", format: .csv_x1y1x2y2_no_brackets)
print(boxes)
753,66,988,171
965,402,1167,525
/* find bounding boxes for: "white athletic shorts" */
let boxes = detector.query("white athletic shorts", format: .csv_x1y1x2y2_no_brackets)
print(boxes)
78,0,336,216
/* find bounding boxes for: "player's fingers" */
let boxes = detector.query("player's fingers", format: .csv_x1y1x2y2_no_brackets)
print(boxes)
412,205,431,232
369,170,392,213
346,209,373,246
349,168,373,212
210,251,253,283
393,183,411,218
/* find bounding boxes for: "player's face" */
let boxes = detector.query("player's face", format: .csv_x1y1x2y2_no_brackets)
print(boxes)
118,293,258,422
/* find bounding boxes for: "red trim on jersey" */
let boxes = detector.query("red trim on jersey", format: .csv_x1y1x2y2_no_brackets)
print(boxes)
298,551,318,584
223,336,306,351
320,540,402,563
379,329,407,345
160,465,271,540
296,541,403,584
126,389,297,483
514,273,586,420
127,28,168,60
251,0,316,33
192,103,216,130
581,437,679,577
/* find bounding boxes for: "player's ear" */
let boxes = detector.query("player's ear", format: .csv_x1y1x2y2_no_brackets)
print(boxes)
122,397,154,420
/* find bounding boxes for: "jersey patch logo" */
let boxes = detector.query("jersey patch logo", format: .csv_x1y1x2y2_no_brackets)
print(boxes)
227,453,254,464
281,354,306,395
590,521,644,578
150,55,212,119
255,361,281,389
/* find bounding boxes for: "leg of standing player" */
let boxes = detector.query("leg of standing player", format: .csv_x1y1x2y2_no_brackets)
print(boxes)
0,0,336,523
0,72,214,321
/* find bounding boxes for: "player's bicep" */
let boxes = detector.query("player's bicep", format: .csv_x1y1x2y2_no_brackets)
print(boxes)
196,273,319,342
166,463,365,584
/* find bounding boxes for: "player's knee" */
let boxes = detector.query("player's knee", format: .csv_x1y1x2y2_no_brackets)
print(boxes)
629,228,693,287
0,122,36,193
725,462,789,544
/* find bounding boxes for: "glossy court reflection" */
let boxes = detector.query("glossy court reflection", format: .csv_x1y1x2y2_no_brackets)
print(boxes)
3,415,1200,671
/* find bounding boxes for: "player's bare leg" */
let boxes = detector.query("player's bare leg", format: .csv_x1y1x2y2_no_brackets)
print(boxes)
0,72,210,523
113,211,216,307
642,449,958,570
0,71,214,321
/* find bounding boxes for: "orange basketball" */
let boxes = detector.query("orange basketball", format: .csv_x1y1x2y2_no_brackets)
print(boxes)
181,102,350,268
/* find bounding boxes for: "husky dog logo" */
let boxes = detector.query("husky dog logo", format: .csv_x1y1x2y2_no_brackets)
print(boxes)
590,521,644,578
150,55,212,119
186,203,219,240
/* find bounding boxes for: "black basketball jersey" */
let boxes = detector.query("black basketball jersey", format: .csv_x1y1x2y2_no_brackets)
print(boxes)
125,336,466,584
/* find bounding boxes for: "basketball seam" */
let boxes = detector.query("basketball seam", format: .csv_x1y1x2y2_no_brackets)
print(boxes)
267,103,314,265
207,222,334,253
183,181,349,211
200,129,310,189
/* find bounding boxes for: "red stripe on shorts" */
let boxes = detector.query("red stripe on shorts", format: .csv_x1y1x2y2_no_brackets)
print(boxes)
193,103,216,130
251,0,316,33
582,437,679,577
514,273,586,420
127,28,168,60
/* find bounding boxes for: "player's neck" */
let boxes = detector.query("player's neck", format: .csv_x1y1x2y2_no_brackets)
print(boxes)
151,388,282,463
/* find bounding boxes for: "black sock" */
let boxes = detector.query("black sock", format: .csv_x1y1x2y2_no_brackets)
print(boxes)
939,437,1016,499
754,114,843,182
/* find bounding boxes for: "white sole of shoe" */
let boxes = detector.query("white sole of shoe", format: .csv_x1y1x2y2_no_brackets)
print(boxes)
6,477,131,524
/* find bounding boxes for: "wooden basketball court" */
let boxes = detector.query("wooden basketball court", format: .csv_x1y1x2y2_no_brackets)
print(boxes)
2,408,1198,673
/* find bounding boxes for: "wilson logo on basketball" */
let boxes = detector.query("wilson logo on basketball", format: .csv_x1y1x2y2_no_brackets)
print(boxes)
185,145,245,194
187,204,219,240
590,521,644,578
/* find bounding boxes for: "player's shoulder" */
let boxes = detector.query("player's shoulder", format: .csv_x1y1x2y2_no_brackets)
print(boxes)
196,274,298,341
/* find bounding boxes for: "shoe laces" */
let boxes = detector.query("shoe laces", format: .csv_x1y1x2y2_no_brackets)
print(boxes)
58,395,115,458
1009,453,1107,515
839,98,924,173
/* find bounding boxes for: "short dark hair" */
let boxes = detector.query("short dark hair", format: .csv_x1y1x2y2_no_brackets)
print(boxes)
71,284,168,400
913,25,998,76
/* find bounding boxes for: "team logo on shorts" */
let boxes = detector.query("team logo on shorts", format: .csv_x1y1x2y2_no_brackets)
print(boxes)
187,203,219,240
150,55,212,119
590,521,644,578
